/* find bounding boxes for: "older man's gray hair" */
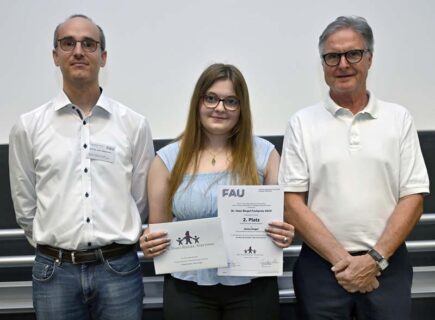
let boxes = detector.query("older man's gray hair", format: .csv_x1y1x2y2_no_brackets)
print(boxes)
318,16,374,54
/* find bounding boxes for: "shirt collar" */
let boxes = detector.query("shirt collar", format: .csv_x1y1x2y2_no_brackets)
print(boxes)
324,91,378,119
52,88,113,114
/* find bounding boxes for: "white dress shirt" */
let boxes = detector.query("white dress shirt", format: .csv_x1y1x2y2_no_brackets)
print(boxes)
9,90,155,250
279,93,429,251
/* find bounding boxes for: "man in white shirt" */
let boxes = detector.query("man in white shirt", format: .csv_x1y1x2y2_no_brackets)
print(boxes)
279,16,429,319
9,14,154,320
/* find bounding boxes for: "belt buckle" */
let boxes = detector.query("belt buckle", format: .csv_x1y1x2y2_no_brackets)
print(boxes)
71,252,77,264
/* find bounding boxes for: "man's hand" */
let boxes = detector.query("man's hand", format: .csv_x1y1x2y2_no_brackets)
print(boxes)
332,254,380,293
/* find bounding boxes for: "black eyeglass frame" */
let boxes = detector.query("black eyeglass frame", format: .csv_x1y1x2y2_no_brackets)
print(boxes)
322,49,371,67
201,94,240,111
56,37,101,53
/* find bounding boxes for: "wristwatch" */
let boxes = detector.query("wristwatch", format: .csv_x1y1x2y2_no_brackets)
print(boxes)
368,248,389,271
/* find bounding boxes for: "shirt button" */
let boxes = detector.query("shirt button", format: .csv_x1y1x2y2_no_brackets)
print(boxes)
83,144,87,149
85,192,89,197
83,120,87,125
86,217,90,223
84,168,88,173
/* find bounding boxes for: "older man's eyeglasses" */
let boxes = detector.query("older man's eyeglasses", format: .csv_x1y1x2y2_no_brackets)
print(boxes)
57,37,100,53
202,93,240,111
322,49,370,67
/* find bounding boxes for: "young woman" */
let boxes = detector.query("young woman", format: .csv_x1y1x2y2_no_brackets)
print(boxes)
140,63,294,319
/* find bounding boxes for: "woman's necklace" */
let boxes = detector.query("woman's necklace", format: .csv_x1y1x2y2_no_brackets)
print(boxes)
206,149,229,166
209,151,217,166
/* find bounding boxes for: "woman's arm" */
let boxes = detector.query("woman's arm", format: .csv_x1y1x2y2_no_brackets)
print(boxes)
139,156,171,257
264,149,280,185
263,148,295,248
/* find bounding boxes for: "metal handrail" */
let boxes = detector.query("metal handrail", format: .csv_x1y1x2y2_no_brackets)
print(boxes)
1,213,435,241
1,240,435,268
420,213,435,223
0,228,25,240
282,240,435,256
1,213,434,267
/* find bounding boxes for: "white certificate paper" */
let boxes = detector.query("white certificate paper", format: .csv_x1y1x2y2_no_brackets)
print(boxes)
217,186,284,276
149,217,228,275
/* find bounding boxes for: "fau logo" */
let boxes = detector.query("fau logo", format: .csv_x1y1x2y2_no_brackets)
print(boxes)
222,188,245,197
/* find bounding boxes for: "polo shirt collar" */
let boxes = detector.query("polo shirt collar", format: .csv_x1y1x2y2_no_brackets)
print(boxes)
325,91,378,119
52,88,113,114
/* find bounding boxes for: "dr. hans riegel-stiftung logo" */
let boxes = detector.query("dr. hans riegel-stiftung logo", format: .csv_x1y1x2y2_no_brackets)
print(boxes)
172,230,214,250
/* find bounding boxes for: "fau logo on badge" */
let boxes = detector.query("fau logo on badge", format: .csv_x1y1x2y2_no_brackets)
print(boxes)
222,188,245,197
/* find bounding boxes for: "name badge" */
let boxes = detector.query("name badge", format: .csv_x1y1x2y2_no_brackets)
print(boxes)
88,143,115,163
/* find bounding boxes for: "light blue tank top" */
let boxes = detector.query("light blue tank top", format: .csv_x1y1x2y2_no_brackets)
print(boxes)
157,136,274,286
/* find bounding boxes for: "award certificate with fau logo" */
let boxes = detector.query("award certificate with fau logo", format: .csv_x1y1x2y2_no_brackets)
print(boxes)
217,185,284,276
149,217,228,274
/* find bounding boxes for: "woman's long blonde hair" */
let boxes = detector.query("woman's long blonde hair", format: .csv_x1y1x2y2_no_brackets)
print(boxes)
166,63,259,217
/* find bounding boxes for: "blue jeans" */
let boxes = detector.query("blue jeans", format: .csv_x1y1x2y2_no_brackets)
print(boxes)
32,249,144,320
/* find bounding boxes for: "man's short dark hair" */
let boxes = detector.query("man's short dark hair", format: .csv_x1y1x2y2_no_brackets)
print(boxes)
53,14,106,51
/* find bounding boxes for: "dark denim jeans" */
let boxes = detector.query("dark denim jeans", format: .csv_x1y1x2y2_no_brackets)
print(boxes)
293,243,412,320
32,249,144,320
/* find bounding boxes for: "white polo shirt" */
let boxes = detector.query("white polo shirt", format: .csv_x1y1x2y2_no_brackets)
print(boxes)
278,93,430,251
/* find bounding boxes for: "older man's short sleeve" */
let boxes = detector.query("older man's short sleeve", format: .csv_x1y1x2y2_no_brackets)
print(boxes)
278,115,310,192
398,111,430,198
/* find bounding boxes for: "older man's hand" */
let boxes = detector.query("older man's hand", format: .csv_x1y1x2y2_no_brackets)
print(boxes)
331,254,380,293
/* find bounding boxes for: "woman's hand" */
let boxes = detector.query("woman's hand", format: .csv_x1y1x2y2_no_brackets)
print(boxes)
139,227,170,258
265,220,295,248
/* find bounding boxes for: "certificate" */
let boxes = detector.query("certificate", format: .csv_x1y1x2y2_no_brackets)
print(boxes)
149,217,228,275
217,185,284,276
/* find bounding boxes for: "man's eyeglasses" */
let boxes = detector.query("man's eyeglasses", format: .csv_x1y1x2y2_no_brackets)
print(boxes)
202,93,240,111
322,49,370,67
56,37,100,53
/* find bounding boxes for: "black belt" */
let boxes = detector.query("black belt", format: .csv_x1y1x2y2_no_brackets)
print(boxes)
37,243,136,264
